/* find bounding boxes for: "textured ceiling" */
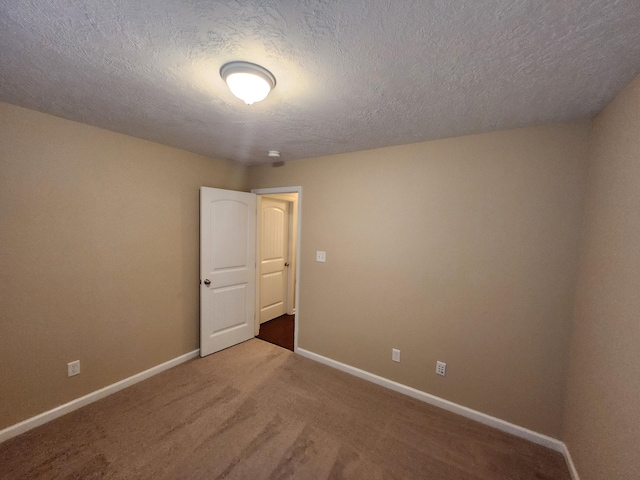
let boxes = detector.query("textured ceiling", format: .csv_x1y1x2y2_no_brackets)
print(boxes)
1,1,640,165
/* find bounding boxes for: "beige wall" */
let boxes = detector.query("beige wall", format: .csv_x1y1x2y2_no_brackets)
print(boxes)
7,92,626,453
563,76,640,479
0,102,247,429
248,122,589,437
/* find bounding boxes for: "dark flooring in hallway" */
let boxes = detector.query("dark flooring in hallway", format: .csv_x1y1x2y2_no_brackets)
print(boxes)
256,314,294,351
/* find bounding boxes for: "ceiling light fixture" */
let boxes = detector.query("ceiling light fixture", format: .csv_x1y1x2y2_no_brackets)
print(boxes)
220,61,276,105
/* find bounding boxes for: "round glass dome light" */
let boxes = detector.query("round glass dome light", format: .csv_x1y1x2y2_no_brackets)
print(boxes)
220,62,276,105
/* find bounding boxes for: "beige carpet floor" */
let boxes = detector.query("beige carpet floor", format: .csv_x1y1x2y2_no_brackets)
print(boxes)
0,339,570,479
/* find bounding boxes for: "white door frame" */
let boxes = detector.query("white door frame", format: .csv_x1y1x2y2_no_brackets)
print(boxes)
252,186,302,352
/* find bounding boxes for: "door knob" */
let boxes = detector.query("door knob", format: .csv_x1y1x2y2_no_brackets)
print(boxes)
203,279,211,286
284,263,290,267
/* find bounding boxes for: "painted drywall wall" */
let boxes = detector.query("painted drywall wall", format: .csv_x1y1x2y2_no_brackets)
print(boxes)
248,122,589,437
563,75,640,479
0,102,247,429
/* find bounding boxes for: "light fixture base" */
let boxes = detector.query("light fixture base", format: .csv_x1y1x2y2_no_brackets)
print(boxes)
220,61,276,105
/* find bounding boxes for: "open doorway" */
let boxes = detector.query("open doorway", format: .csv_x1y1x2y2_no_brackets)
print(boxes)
252,187,301,352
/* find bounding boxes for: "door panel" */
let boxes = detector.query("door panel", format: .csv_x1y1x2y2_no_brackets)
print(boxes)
261,272,285,307
200,187,256,357
259,197,289,323
211,200,248,270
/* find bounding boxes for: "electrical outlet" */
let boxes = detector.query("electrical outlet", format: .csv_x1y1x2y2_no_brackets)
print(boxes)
67,360,81,377
316,251,326,262
392,348,401,362
436,361,446,376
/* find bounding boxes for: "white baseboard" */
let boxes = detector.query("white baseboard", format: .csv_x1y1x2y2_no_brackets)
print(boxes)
561,443,581,480
1,345,581,480
296,348,579,479
0,349,200,444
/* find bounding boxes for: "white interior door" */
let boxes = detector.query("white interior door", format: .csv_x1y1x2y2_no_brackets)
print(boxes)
258,197,289,323
200,187,256,357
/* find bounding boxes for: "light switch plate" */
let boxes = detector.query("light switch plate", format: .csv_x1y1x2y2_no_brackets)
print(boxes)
316,251,326,262
392,349,401,362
